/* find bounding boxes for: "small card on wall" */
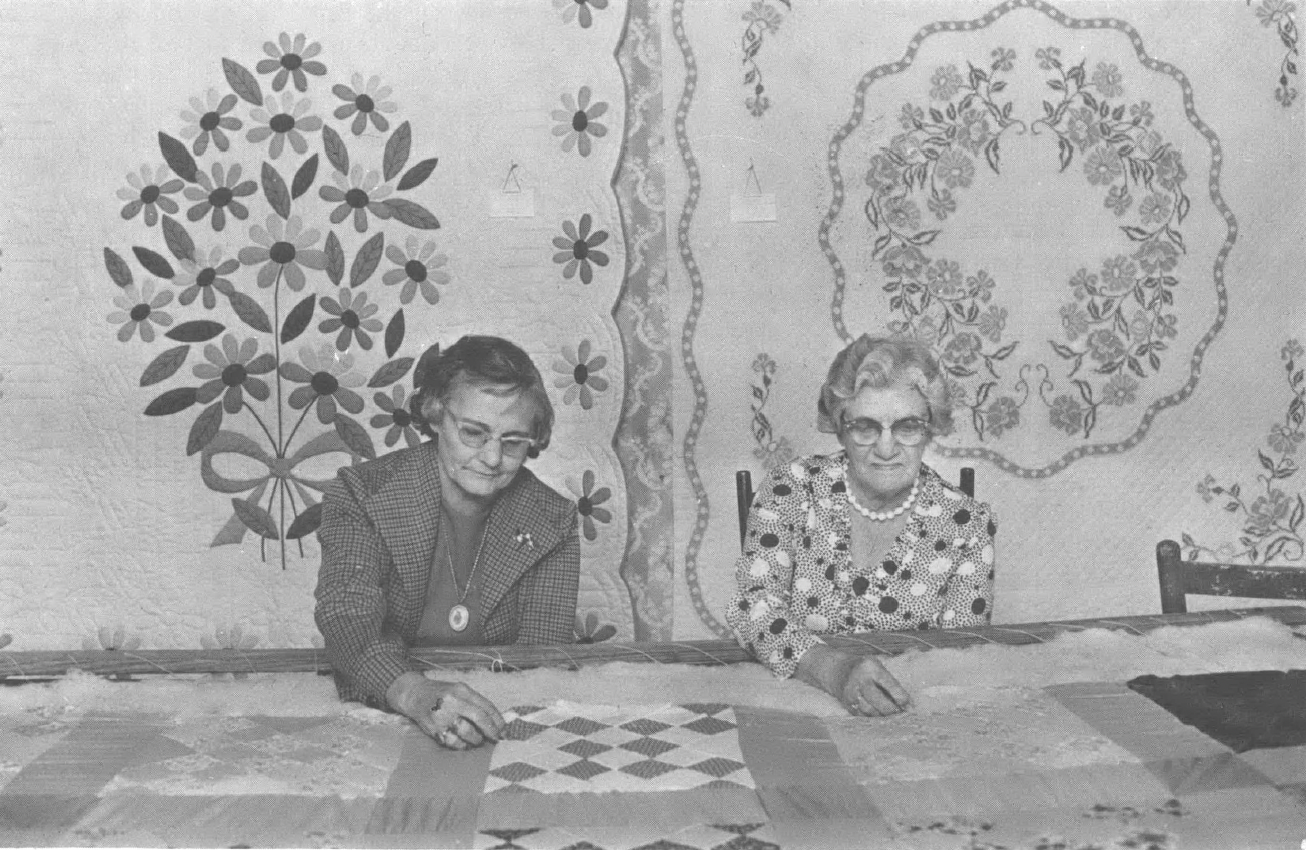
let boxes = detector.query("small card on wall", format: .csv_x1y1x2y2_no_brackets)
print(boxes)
730,193,777,223
489,163,536,218
730,161,776,223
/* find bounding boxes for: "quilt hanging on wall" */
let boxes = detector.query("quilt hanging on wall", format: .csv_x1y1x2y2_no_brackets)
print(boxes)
670,0,1305,637
0,0,636,649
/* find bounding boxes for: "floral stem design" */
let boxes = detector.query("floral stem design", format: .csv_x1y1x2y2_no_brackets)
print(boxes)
1032,48,1189,439
749,354,792,468
740,0,791,117
1187,340,1306,564
865,49,1020,441
1250,0,1300,107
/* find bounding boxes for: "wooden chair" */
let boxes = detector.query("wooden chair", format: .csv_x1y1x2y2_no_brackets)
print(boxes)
1155,539,1306,614
735,466,975,550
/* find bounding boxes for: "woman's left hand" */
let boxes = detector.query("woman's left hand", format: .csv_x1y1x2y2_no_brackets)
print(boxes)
796,644,911,716
840,655,911,716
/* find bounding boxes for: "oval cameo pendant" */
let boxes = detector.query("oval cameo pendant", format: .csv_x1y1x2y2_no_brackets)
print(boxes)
448,604,470,633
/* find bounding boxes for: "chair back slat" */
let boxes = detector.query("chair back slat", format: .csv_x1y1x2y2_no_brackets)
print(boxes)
1156,538,1306,614
735,470,754,550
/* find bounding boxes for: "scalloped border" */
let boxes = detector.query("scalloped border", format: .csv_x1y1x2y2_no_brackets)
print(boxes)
672,0,730,637
818,0,1237,479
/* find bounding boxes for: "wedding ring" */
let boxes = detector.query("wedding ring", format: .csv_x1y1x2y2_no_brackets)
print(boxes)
439,729,460,748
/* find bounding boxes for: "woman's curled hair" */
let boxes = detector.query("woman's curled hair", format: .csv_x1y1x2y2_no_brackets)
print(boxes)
409,335,554,453
816,333,954,436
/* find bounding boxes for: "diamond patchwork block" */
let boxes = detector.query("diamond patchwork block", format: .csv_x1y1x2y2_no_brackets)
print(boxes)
483,702,756,794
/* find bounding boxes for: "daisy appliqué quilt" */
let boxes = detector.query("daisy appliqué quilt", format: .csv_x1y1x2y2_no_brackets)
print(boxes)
485,702,755,794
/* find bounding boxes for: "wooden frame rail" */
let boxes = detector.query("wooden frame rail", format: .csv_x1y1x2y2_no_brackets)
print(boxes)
1,607,1302,679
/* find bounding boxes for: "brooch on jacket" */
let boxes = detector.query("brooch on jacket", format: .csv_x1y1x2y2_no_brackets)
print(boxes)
515,531,535,548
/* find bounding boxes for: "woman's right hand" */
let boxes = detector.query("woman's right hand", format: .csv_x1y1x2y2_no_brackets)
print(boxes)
796,644,911,717
385,671,506,748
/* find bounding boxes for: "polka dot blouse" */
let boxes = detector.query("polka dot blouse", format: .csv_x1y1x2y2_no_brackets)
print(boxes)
726,453,997,679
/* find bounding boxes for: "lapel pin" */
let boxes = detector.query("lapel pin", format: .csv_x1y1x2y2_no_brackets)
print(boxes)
515,531,535,548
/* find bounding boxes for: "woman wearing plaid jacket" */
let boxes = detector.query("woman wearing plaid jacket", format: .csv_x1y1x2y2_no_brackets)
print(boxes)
315,335,580,750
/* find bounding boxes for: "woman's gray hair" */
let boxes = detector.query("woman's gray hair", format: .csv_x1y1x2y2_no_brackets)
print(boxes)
409,335,555,455
816,334,954,436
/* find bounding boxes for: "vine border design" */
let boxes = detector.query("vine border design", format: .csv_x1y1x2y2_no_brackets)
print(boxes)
673,0,732,638
818,0,1237,480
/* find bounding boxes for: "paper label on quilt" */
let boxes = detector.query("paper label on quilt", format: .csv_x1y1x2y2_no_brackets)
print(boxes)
730,193,777,223
489,188,536,218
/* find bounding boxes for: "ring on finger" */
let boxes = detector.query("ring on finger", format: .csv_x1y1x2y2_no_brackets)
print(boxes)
439,729,460,748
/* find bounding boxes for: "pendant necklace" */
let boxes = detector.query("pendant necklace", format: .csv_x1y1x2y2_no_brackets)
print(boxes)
443,510,489,633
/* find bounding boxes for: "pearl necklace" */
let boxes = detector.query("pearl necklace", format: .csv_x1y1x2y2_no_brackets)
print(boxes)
846,478,919,521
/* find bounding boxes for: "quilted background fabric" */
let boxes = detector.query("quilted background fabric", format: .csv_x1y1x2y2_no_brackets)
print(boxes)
0,0,1304,648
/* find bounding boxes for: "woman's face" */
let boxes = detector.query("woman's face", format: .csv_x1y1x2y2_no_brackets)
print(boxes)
838,381,930,500
433,381,539,504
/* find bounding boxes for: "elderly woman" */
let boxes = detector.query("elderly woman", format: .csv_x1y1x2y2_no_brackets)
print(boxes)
727,334,996,716
315,335,580,749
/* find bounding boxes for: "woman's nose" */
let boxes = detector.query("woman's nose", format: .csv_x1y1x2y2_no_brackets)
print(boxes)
873,430,899,458
479,439,504,465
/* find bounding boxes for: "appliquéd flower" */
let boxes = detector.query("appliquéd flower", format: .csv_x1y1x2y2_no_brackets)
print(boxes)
318,164,393,233
370,385,421,448
382,235,450,305
567,469,613,541
193,334,276,413
552,87,609,157
179,89,243,155
280,343,366,425
318,287,383,351
238,214,328,291
552,214,610,285
553,339,610,410
117,164,183,227
256,32,326,93
107,280,174,343
246,92,324,159
183,162,258,232
332,74,397,135
173,246,240,309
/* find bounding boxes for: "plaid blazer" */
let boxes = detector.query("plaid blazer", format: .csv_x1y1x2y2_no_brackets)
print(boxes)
314,441,580,708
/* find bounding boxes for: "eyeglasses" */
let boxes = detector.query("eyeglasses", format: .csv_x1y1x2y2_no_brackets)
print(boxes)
444,411,537,459
840,415,931,447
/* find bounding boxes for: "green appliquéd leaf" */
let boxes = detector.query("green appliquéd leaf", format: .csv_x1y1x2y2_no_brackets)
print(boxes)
140,344,190,387
281,294,316,344
261,161,291,220
158,132,198,182
144,386,197,416
229,291,272,333
133,246,174,279
396,157,438,191
104,247,133,288
222,57,263,106
166,320,225,343
383,121,412,182
350,232,385,287
385,308,405,358
232,497,279,540
160,215,195,262
367,356,414,388
187,402,223,456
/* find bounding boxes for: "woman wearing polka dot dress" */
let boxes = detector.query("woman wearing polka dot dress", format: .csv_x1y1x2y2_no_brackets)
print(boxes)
727,335,996,716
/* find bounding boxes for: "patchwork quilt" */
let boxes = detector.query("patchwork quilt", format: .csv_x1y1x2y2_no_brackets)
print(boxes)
1,680,1304,849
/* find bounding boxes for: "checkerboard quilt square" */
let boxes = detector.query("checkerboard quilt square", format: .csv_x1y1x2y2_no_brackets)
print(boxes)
484,703,757,795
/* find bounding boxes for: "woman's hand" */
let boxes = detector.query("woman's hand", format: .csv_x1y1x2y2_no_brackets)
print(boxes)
796,644,911,717
385,672,506,748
